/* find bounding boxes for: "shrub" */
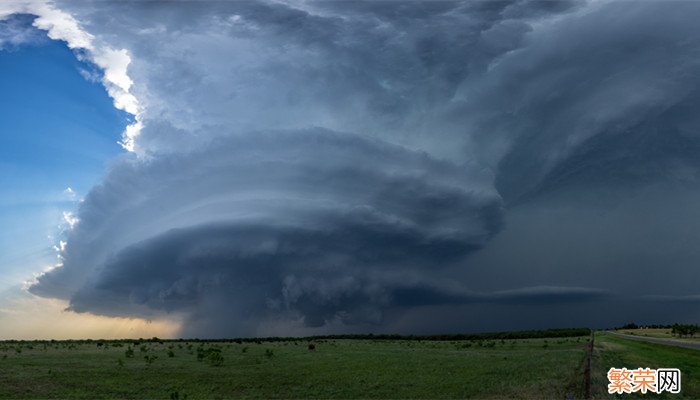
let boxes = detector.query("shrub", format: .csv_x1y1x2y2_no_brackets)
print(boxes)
170,390,188,400
196,347,206,361
144,354,158,365
125,347,135,358
207,349,224,366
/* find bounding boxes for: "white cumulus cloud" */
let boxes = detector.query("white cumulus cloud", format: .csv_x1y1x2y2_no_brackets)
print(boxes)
0,0,143,151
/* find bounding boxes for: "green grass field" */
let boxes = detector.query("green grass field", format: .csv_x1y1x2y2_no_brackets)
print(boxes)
2,332,700,399
0,337,588,399
592,332,700,399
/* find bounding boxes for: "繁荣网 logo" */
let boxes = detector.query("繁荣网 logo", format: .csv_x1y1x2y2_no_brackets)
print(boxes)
607,367,681,394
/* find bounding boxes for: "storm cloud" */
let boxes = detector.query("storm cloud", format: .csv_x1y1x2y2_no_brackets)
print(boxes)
18,0,700,335
31,129,503,336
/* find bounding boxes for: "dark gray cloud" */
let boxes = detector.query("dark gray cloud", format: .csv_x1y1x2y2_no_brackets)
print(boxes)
390,285,610,307
31,129,502,336
452,1,700,202
643,295,700,304
24,0,700,335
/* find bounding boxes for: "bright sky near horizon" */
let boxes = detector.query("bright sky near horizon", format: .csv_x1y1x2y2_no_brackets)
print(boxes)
3,1,700,340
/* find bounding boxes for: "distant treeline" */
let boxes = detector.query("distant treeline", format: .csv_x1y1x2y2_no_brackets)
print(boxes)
619,322,699,334
619,323,675,329
0,327,591,344
671,324,699,337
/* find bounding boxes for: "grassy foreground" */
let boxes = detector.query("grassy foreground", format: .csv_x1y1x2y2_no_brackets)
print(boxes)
592,332,700,399
0,337,589,399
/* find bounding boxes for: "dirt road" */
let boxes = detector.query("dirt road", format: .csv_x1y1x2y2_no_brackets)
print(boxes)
605,331,700,350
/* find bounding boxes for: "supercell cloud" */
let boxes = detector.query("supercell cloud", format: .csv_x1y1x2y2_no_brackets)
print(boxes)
32,130,501,336
13,0,700,335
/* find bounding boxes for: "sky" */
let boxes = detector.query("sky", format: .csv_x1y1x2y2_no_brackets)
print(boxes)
1,0,700,339
0,14,118,265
